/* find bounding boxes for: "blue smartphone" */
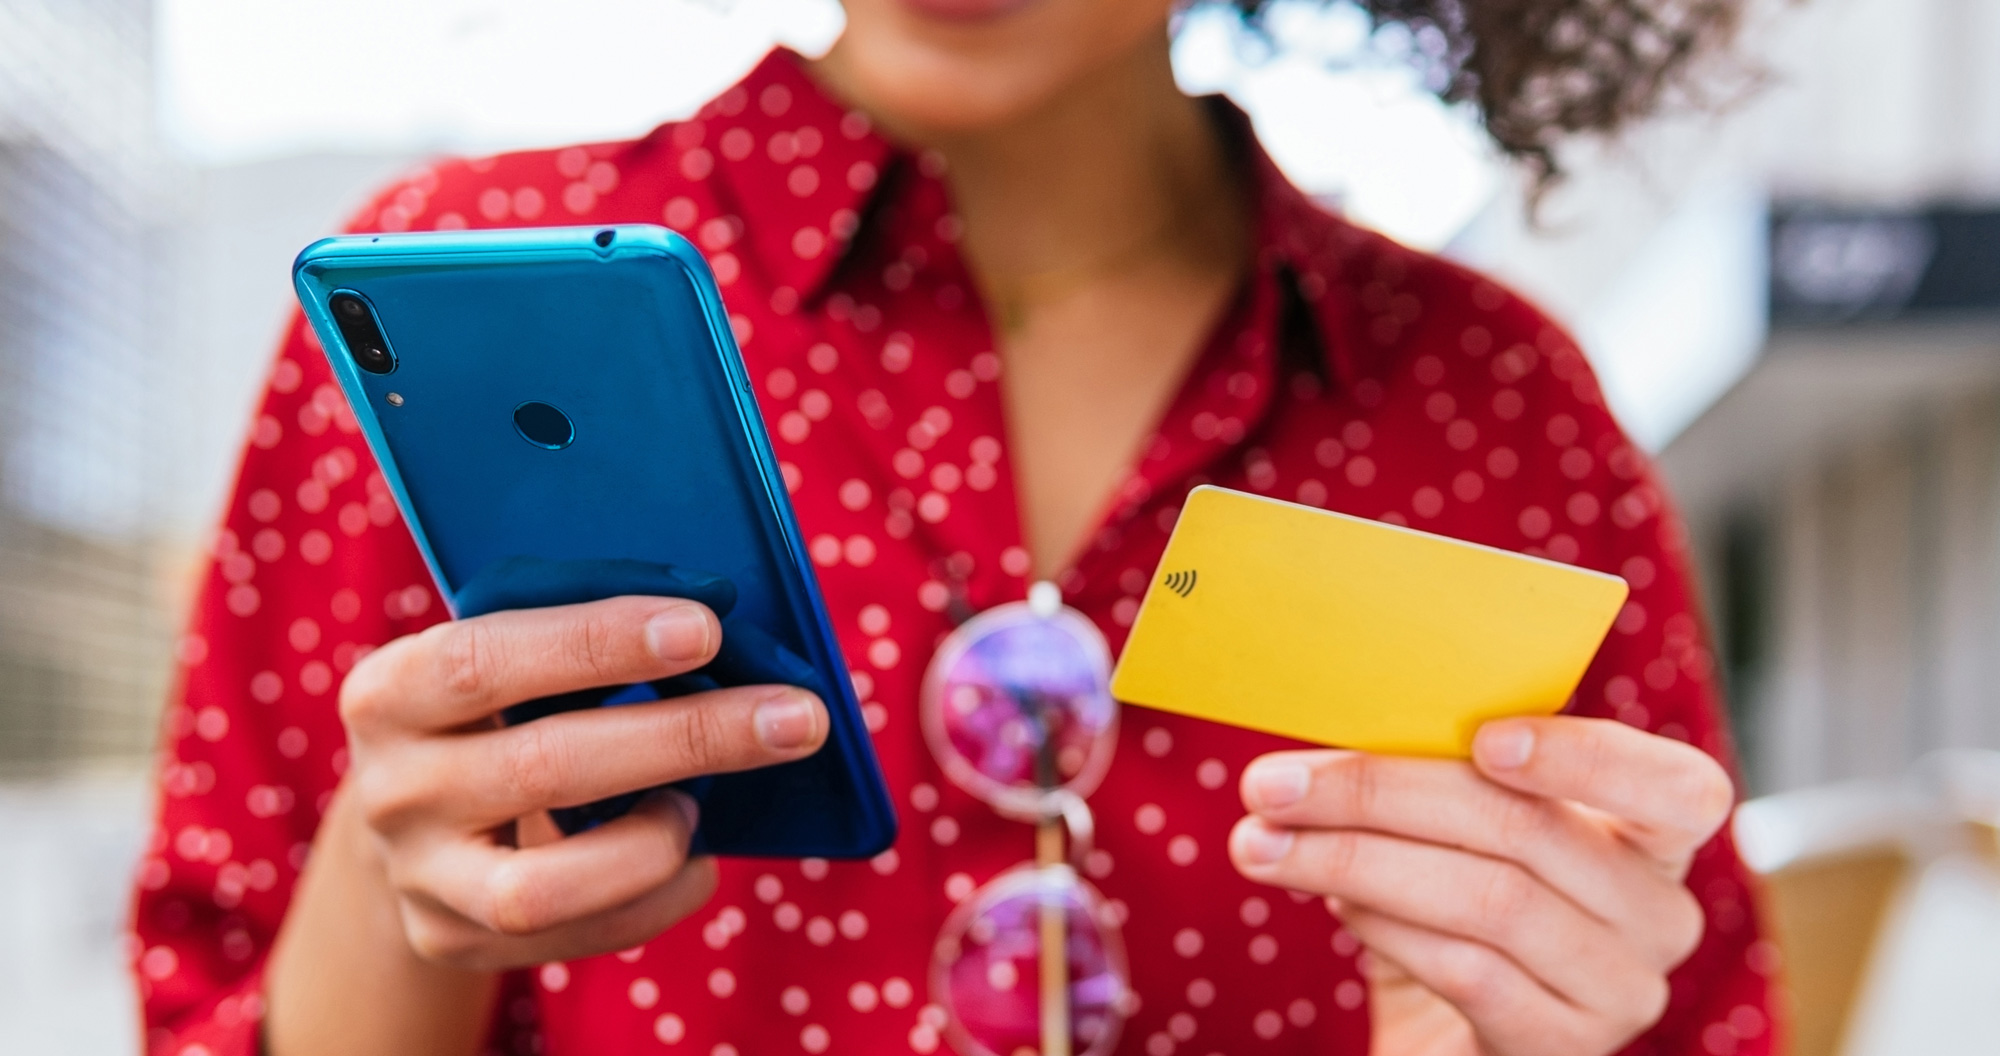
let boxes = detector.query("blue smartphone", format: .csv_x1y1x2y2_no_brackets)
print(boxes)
292,224,897,859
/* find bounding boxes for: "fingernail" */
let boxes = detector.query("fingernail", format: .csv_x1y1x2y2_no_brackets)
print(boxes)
1233,821,1296,865
1244,759,1311,810
754,691,822,751
666,790,701,832
1478,723,1536,769
645,606,711,662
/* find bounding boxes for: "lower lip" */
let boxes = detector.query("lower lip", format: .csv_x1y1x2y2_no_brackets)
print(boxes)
896,0,1038,21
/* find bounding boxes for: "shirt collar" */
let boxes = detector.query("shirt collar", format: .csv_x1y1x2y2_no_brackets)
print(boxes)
1217,96,1369,391
704,48,1365,389
692,49,896,301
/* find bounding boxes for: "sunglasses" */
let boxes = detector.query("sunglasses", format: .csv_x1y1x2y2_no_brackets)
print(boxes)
919,582,1131,1056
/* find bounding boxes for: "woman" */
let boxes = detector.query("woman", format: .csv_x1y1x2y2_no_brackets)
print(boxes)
133,0,1772,1054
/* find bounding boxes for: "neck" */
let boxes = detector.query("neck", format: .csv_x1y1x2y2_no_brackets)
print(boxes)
816,34,1249,306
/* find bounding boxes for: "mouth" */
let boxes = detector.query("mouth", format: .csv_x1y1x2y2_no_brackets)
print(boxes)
896,0,1040,21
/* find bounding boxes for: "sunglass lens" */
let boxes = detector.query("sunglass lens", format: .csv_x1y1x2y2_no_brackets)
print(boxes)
932,865,1129,1056
926,608,1116,811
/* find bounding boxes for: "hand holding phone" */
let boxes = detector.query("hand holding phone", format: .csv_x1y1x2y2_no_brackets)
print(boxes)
326,593,826,969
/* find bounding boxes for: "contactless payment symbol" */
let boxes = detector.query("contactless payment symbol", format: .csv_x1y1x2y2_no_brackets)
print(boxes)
1161,569,1198,598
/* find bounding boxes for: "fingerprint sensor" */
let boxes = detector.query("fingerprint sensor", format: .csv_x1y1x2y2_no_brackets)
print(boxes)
513,401,575,450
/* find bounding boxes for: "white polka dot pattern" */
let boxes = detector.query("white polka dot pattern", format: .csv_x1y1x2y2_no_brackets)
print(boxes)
131,48,1772,1056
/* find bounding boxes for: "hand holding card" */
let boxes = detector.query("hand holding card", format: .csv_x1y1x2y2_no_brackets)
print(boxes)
1110,486,1629,757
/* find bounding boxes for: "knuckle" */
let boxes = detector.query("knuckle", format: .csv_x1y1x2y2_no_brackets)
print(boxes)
337,645,400,732
436,620,496,701
1663,889,1708,965
350,761,425,833
566,608,626,685
400,917,449,960
671,698,735,770
497,723,574,808
1472,862,1537,932
1675,758,1737,837
401,906,477,965
1634,971,1672,1031
1336,754,1385,820
1573,725,1618,791
1430,939,1508,1009
483,859,550,936
1608,970,1673,1041
1314,830,1366,886
337,683,383,735
1490,791,1554,850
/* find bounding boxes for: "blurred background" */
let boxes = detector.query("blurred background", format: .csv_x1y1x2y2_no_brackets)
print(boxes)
2,0,1997,1052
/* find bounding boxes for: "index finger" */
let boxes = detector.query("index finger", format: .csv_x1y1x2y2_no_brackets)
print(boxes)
425,683,827,827
1471,716,1735,869
340,595,720,733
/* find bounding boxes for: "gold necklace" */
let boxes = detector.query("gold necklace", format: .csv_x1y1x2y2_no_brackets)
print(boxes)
988,215,1188,333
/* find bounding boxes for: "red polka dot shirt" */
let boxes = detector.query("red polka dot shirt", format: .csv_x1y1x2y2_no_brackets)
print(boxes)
132,48,1778,1056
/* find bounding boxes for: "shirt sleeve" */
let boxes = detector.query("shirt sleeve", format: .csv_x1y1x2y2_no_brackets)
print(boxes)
126,137,732,1056
127,306,450,1056
1513,310,1781,1056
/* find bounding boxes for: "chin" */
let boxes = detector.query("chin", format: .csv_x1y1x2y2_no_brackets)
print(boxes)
827,0,1172,135
896,0,1043,19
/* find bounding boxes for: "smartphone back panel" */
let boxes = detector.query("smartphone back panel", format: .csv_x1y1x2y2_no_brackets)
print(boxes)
293,225,896,858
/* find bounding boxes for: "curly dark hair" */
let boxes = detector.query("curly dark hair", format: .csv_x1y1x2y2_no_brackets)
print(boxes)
1232,0,1746,192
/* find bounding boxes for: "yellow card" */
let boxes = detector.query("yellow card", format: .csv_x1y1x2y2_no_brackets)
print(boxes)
1110,486,1629,757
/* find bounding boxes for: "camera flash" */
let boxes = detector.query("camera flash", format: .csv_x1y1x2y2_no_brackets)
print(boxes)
386,392,404,406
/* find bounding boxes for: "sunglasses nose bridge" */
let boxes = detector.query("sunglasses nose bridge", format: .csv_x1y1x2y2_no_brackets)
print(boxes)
1046,788,1096,869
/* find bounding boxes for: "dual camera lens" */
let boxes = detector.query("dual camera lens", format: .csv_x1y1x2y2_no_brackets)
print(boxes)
329,292,395,375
